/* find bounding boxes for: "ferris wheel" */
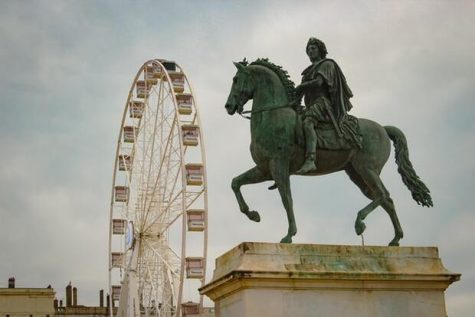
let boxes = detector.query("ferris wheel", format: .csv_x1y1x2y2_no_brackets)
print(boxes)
108,59,208,317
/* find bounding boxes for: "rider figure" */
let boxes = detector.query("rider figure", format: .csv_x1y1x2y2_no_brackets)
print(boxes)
296,37,359,174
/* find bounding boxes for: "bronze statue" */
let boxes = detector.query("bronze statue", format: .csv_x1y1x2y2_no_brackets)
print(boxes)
224,38,433,246
296,37,361,174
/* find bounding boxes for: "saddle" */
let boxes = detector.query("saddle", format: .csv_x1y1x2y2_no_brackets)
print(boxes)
295,113,362,151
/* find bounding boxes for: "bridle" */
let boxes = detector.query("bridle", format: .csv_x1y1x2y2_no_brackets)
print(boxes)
239,103,292,120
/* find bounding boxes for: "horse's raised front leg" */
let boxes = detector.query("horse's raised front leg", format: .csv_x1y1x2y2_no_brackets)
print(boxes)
231,166,271,222
270,159,297,243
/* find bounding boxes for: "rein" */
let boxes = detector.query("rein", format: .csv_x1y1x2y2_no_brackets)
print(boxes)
239,103,291,120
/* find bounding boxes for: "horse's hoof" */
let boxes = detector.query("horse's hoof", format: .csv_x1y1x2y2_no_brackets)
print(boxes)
388,240,400,247
280,236,292,243
268,183,278,190
389,236,402,246
355,221,366,235
247,210,261,222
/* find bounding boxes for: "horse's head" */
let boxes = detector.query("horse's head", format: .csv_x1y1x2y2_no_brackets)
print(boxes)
225,62,255,115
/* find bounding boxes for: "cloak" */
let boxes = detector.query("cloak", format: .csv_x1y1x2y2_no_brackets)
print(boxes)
301,59,362,149
301,58,353,123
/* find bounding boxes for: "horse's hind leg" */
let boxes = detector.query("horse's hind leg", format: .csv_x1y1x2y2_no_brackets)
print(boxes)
381,198,404,246
270,159,296,243
346,166,403,246
231,166,272,222
346,168,381,235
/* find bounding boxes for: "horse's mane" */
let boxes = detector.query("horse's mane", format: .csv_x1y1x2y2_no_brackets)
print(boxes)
248,58,297,104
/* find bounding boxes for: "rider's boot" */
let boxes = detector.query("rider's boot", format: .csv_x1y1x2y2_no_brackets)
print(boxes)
296,152,317,174
297,118,318,175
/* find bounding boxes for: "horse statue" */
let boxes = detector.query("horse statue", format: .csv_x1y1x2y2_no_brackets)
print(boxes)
224,58,433,246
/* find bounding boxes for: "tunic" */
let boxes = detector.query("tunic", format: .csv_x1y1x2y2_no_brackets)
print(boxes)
301,59,362,148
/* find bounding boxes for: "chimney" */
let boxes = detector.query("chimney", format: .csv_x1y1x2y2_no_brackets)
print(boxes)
54,299,59,309
8,277,15,288
60,299,63,307
106,293,110,308
73,287,77,306
66,282,72,307
99,289,104,307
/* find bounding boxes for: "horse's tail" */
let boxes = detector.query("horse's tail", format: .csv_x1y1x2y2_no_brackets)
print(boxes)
384,126,433,207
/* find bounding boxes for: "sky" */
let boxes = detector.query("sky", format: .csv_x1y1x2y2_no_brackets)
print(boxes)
0,0,474,315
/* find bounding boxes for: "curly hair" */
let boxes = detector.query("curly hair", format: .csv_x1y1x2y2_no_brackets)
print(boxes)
306,37,328,58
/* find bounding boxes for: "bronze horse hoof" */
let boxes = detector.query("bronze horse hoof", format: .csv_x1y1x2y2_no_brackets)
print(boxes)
280,236,292,243
246,210,261,222
355,220,366,236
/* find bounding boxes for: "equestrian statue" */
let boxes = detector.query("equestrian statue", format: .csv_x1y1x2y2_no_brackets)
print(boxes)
224,37,433,246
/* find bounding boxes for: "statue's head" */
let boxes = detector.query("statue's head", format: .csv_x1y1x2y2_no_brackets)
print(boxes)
225,61,254,115
306,37,328,60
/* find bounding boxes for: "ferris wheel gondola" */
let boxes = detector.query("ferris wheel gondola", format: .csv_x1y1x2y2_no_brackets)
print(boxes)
108,59,208,317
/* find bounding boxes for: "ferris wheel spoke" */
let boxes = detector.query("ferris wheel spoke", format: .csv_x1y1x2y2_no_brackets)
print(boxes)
142,189,183,235
143,238,181,280
163,151,183,205
143,264,161,312
157,137,179,199
148,118,178,194
141,98,165,227
134,125,174,229
135,121,150,229
155,262,178,314
185,190,205,209
148,153,181,219
141,116,179,228
165,242,181,261
147,153,181,217
154,207,183,239
138,106,158,228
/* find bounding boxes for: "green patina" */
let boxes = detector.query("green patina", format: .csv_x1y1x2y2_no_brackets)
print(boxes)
224,38,433,246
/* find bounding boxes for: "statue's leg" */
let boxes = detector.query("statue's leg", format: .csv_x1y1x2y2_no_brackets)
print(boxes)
347,165,403,245
381,198,404,246
296,118,317,175
231,166,272,222
348,167,388,236
269,159,296,243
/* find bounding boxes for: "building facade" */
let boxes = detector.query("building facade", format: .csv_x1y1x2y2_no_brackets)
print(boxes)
0,278,55,317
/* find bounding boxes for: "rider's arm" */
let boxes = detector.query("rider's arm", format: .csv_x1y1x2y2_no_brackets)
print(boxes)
296,74,324,96
302,74,324,88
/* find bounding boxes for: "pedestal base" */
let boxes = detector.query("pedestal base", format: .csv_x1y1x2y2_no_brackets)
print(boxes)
200,243,460,317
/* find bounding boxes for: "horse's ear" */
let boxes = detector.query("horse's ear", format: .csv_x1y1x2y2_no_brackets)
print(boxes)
233,62,246,72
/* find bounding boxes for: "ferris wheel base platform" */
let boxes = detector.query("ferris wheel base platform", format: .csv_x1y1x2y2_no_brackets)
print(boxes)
200,242,459,317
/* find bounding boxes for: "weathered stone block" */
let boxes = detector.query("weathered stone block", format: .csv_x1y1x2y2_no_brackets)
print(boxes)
200,242,460,317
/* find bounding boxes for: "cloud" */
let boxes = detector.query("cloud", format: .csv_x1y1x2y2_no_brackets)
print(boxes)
0,0,474,314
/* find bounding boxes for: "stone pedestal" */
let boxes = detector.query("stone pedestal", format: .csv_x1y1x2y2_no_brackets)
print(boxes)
200,242,460,317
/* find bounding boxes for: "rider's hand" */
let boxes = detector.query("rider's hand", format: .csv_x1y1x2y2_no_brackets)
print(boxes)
295,84,306,95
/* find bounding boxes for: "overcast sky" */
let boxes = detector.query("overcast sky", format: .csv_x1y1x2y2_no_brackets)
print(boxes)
0,0,474,315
